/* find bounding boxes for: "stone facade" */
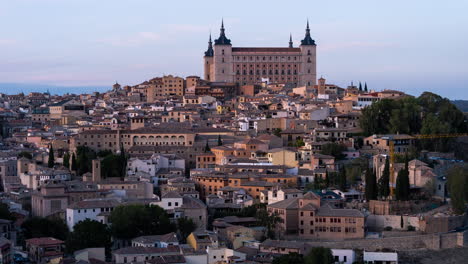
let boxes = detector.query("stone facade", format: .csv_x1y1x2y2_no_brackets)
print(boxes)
204,21,317,87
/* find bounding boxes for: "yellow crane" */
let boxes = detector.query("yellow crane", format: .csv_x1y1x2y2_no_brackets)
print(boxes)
388,133,468,195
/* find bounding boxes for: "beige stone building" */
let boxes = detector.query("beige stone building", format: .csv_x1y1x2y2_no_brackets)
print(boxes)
267,192,365,239
204,21,317,87
70,127,197,152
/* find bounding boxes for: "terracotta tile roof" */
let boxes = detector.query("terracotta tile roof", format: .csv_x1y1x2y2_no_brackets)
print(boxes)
26,237,64,246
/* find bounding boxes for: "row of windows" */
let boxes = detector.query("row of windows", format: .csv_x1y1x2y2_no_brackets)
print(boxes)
236,64,298,68
76,207,113,213
222,56,313,63
197,157,216,162
232,53,312,61
236,69,298,75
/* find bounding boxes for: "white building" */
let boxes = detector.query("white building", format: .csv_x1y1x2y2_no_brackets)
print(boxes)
152,192,183,211
363,251,398,264
66,198,121,231
206,246,246,264
127,154,185,185
267,188,303,205
331,249,356,264
131,232,179,248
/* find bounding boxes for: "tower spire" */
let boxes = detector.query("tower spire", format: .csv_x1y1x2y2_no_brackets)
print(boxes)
214,18,231,45
204,33,214,57
301,19,316,46
289,34,293,48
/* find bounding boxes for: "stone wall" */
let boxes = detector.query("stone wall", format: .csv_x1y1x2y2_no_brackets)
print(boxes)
422,215,467,233
304,231,468,251
366,215,421,231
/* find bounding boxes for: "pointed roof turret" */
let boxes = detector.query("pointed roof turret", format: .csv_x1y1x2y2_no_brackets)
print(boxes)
301,19,316,46
289,34,293,48
204,33,214,57
214,19,231,45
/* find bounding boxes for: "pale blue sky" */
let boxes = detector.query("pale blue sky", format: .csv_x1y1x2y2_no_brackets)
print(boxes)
1,0,467,99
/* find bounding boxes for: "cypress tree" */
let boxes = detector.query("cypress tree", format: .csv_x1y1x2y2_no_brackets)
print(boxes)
359,82,363,91
395,168,405,200
120,143,127,178
402,157,411,200
48,146,55,168
365,168,378,200
364,82,368,92
339,168,347,191
63,152,70,169
204,141,211,152
217,135,222,146
71,153,77,171
325,170,330,188
378,158,390,199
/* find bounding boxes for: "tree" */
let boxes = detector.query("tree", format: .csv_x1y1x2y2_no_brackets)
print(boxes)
446,164,468,214
364,82,368,92
310,175,326,191
358,82,362,91
338,168,347,191
359,92,467,140
177,217,196,243
109,204,175,240
119,144,127,178
101,154,126,179
71,153,77,171
400,215,404,229
320,143,347,159
48,146,55,168
256,208,281,239
324,170,330,188
204,141,211,152
304,247,334,264
365,168,378,201
63,152,70,169
295,138,305,147
395,158,410,201
17,151,32,159
272,253,304,264
76,146,97,175
378,158,390,199
66,219,111,254
0,203,15,221
217,135,223,146
273,128,282,137
97,150,113,157
21,217,69,241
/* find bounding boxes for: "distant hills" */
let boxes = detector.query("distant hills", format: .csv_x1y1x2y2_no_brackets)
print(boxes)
0,83,109,95
452,100,468,113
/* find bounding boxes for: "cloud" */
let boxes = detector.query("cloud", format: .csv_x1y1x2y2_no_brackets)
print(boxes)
96,31,162,47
